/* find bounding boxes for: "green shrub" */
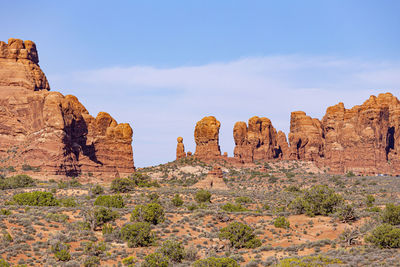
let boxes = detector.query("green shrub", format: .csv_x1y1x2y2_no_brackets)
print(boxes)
285,172,295,178
346,171,355,177
94,195,124,208
337,204,358,223
58,178,81,189
52,242,71,261
193,257,239,267
131,203,165,225
0,174,35,189
157,240,185,263
122,256,136,266
121,222,155,247
366,195,375,207
142,252,169,267
172,194,184,207
147,192,160,203
91,185,104,196
0,259,9,267
0,209,11,216
83,256,100,267
187,203,198,211
221,203,247,212
285,185,301,193
111,178,135,193
13,191,59,206
194,189,211,203
274,216,290,229
219,222,261,249
235,196,252,204
365,223,400,248
289,185,343,216
60,197,78,207
277,255,342,267
381,203,400,225
84,241,106,256
83,207,118,231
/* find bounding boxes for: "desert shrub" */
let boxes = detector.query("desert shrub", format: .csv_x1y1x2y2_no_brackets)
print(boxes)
157,240,185,263
172,194,184,207
381,203,400,225
289,185,343,216
122,256,136,266
221,203,247,212
13,191,59,206
121,222,155,247
277,255,342,266
337,204,358,223
193,257,239,267
235,196,252,204
90,185,104,196
111,173,159,193
0,174,35,189
194,189,211,203
130,172,160,187
147,192,160,203
83,256,100,267
84,241,106,256
94,195,124,208
187,203,198,211
366,195,375,207
2,230,13,243
274,216,290,229
0,209,11,215
339,227,360,246
219,222,261,249
346,171,355,177
365,223,400,248
58,178,81,189
83,207,118,230
52,242,71,261
60,197,78,207
142,252,169,267
0,259,10,267
130,203,165,225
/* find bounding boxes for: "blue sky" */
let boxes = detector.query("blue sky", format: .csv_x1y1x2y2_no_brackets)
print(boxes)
2,1,400,166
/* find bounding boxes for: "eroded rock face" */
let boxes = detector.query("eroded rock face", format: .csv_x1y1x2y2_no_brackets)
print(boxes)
194,116,221,159
0,38,134,179
192,165,228,190
0,38,49,91
233,116,284,163
176,136,186,160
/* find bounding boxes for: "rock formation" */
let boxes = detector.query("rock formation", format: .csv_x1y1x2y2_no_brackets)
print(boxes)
192,165,228,190
0,38,134,179
233,116,285,163
194,116,221,159
176,136,186,160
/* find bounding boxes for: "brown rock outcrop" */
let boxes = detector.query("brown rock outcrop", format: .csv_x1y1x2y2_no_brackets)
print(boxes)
192,165,228,190
176,136,186,160
194,116,221,159
0,38,134,179
233,116,284,163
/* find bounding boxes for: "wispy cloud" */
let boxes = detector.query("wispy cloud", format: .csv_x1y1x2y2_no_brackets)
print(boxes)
48,55,400,167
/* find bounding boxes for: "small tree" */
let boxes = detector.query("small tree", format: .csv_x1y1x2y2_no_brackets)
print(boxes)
131,203,165,225
274,216,290,229
13,191,59,206
121,222,155,248
219,222,261,249
194,189,211,203
157,240,185,263
141,252,169,267
381,204,400,225
83,207,118,231
94,195,124,208
193,257,239,267
365,224,400,248
337,204,358,223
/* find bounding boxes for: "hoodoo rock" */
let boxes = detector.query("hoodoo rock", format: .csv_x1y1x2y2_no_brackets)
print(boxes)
288,111,324,161
176,136,186,160
233,116,283,163
192,165,228,190
194,116,221,159
0,38,134,179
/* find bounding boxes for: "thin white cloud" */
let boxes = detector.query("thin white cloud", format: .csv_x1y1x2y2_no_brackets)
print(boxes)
48,55,400,167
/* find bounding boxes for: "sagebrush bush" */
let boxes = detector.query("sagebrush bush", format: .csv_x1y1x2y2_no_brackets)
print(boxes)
381,204,400,225
193,257,239,267
94,195,124,208
194,189,211,203
219,222,261,249
221,203,247,212
289,185,343,216
157,240,185,263
130,203,165,225
13,191,59,206
51,242,71,261
83,256,100,267
141,252,169,267
0,174,35,190
274,216,290,229
172,194,184,207
365,223,400,248
121,222,155,247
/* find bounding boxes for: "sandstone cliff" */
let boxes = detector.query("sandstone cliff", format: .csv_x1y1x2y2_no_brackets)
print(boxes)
0,38,134,179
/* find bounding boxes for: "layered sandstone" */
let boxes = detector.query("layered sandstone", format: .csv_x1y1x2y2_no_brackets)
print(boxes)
176,136,186,160
194,116,221,159
192,165,228,190
0,38,134,179
233,116,286,163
